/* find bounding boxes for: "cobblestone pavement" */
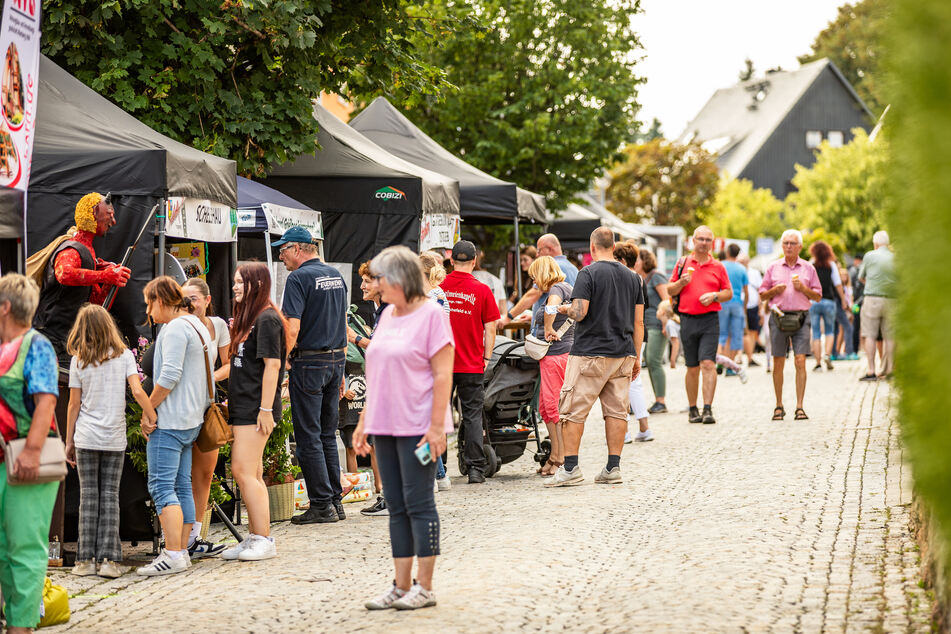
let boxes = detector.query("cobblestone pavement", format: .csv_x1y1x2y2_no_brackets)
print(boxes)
49,356,932,632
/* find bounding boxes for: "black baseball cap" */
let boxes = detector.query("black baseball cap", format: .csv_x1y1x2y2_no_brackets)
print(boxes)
451,240,477,262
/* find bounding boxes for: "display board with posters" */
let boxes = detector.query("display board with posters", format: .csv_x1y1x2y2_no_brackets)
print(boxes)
420,213,460,252
166,197,237,242
168,242,207,280
0,0,41,190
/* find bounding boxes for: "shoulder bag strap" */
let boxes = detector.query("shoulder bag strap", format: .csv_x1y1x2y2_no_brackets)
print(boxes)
555,318,574,338
184,319,214,402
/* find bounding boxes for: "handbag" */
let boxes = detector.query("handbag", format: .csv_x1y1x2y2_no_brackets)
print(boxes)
3,429,67,485
185,320,233,453
524,318,575,361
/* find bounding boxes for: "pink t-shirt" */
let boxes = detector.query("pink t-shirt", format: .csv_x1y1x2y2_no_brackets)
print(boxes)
759,257,822,311
363,300,455,436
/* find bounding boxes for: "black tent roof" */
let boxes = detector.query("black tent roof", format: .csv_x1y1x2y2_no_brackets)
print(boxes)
350,96,547,224
31,56,237,205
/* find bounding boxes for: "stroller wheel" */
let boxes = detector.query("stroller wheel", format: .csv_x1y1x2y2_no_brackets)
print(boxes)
484,444,499,478
540,438,551,455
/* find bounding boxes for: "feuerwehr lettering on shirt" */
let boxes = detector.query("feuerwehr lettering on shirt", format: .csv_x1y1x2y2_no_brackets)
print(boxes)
315,276,345,291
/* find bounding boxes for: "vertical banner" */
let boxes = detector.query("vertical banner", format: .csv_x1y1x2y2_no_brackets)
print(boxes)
0,0,40,190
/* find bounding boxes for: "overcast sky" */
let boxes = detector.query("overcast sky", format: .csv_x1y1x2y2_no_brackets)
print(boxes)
632,0,845,139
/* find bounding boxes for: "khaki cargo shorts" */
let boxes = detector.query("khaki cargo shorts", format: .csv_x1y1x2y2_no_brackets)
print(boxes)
860,296,894,339
558,355,636,425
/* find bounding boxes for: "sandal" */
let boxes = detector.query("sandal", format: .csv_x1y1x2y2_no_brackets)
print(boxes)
772,407,785,421
794,408,809,420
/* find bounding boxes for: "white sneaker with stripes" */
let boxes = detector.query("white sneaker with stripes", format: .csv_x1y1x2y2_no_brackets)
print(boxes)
136,549,189,576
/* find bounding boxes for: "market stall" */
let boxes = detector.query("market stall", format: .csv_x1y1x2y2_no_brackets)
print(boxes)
262,103,459,303
236,175,323,302
350,97,548,292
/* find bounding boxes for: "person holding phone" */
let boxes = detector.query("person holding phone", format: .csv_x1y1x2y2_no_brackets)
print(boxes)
353,246,454,611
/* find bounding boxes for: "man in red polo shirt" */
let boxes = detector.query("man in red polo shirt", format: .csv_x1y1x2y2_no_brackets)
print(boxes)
440,240,500,483
668,226,732,424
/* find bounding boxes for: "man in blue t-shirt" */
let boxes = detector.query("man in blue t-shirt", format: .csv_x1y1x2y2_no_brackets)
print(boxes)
718,243,749,365
274,227,349,525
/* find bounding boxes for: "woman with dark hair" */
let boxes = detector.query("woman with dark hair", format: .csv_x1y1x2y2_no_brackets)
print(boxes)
509,245,537,306
354,246,454,611
635,248,669,413
808,241,849,372
215,263,287,562
137,276,211,576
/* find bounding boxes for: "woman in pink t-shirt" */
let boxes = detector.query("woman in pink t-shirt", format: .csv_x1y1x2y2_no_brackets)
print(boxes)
353,246,454,611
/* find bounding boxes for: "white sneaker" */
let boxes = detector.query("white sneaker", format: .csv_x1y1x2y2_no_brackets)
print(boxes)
391,583,437,610
737,367,749,384
595,466,623,484
623,431,633,444
635,429,654,442
98,559,123,578
221,537,252,561
237,535,277,561
543,465,584,487
365,583,407,610
72,560,97,577
436,476,452,491
136,549,188,576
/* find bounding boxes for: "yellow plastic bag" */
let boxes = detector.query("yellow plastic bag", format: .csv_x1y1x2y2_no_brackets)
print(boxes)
38,576,70,628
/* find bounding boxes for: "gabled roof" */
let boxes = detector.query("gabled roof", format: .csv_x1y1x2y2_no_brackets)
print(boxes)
676,59,872,179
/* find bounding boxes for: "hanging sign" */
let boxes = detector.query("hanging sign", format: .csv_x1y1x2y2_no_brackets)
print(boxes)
262,203,323,240
0,0,41,190
168,242,207,280
420,213,460,252
166,197,236,242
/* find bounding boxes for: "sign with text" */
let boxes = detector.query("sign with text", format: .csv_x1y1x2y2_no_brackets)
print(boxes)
166,197,236,242
262,203,323,240
420,213,460,251
0,0,40,190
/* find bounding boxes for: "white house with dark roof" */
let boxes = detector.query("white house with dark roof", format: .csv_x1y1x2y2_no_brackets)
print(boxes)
677,59,873,198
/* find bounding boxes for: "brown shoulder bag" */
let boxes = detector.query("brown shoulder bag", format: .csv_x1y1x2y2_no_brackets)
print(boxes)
185,319,232,452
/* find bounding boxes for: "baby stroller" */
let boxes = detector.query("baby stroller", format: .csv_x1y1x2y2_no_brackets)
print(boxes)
456,336,550,477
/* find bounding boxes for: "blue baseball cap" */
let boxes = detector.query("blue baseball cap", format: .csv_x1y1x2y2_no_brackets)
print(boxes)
271,226,313,247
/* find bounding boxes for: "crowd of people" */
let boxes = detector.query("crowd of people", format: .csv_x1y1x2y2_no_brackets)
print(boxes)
0,190,896,626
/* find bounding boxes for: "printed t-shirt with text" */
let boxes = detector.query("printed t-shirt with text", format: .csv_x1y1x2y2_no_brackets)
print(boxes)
440,270,501,373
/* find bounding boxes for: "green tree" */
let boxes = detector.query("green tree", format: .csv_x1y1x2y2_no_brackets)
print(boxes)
885,0,951,590
786,128,888,256
42,1,453,176
606,139,719,229
739,58,755,82
632,117,664,144
698,178,786,252
798,0,887,116
386,0,643,209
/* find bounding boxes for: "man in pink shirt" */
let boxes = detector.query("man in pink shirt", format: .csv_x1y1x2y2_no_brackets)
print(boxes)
759,229,822,421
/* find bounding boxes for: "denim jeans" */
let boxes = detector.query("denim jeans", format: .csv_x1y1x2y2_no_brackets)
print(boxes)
810,299,837,338
834,302,855,354
290,352,345,505
435,455,446,480
146,426,201,521
717,302,745,350
372,434,439,558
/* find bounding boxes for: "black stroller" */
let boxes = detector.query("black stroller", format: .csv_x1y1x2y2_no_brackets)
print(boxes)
456,336,550,477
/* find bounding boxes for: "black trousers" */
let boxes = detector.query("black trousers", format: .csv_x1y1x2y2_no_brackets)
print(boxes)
453,373,486,473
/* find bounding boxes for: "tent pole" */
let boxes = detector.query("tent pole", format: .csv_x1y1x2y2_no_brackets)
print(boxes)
514,216,522,297
264,230,276,303
157,198,166,276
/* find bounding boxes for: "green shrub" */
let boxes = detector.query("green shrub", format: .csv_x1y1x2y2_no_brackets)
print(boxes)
886,0,951,575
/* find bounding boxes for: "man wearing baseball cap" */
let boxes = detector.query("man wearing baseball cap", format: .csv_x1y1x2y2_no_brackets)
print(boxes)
439,240,501,483
273,226,350,524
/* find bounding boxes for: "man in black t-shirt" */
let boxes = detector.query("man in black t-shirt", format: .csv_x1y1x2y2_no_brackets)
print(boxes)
547,227,644,488
273,226,349,525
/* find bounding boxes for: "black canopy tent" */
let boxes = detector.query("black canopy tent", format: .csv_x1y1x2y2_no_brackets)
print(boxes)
29,56,237,338
262,103,459,301
30,56,237,542
0,186,23,273
350,97,548,292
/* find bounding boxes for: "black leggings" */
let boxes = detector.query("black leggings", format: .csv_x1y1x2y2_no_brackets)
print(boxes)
372,434,440,558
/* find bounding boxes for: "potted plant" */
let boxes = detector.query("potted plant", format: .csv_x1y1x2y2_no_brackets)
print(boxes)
263,401,297,521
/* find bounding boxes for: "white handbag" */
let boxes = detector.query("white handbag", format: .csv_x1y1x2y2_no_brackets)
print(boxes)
523,318,574,361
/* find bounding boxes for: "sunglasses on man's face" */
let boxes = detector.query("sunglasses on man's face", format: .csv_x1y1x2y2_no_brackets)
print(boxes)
279,244,297,254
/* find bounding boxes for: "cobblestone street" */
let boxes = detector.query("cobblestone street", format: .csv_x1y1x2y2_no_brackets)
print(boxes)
49,357,932,632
